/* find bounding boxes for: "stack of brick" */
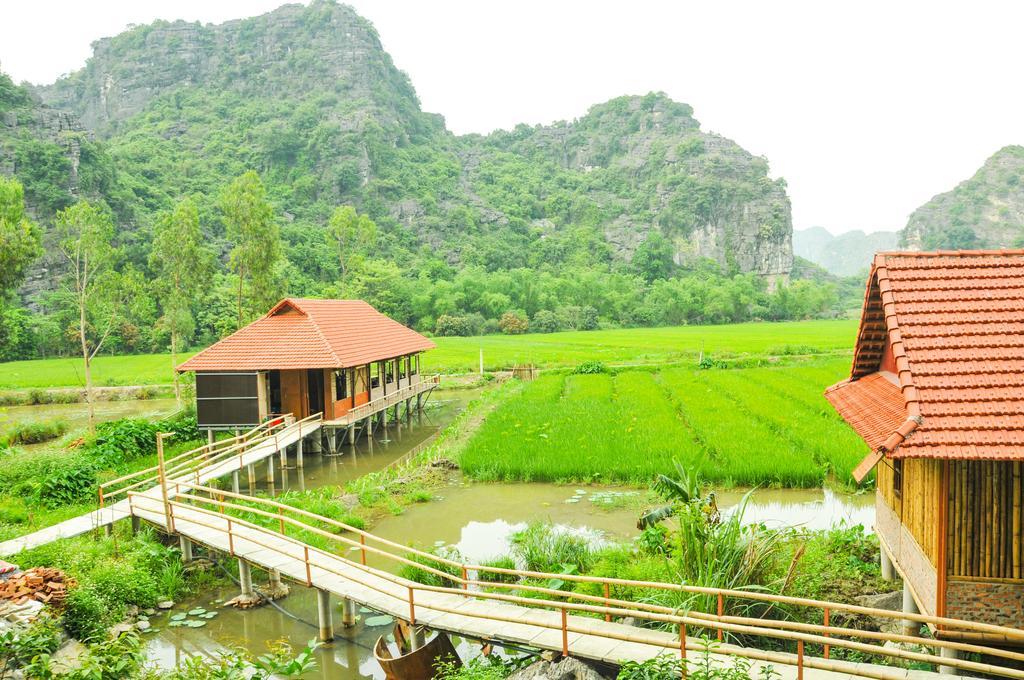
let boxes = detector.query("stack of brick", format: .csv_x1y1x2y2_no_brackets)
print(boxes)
0,567,75,606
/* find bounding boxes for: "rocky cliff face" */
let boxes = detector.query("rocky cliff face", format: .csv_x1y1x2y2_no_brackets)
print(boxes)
29,0,794,281
902,146,1024,250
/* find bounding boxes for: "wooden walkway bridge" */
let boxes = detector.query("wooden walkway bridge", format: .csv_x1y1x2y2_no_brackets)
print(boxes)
0,414,322,557
5,418,1024,679
126,480,1024,680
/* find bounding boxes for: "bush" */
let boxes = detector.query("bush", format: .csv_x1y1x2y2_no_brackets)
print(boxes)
498,311,528,335
35,458,97,507
88,418,159,466
557,305,599,331
63,586,109,642
572,360,608,375
435,314,479,337
3,419,68,446
530,310,561,333
88,561,159,611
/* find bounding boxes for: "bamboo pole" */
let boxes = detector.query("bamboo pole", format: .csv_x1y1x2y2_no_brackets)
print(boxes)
1014,462,1022,580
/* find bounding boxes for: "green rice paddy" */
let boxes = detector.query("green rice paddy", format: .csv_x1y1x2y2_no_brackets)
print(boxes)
458,356,868,488
0,319,857,389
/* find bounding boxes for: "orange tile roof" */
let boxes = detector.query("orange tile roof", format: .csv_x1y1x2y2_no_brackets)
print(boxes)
177,298,435,372
826,250,1024,475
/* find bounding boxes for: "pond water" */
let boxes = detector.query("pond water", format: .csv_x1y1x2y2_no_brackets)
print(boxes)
0,398,180,432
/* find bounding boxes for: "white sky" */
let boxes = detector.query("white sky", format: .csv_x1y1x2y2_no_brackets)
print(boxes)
2,1,1022,235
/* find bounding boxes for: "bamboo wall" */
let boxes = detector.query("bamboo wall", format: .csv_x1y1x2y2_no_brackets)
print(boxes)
878,457,941,565
948,461,1024,580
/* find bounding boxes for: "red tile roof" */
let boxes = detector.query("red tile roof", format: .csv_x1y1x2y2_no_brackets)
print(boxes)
826,250,1024,478
177,299,435,372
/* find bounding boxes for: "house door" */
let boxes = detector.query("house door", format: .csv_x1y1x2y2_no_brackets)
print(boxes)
306,369,324,417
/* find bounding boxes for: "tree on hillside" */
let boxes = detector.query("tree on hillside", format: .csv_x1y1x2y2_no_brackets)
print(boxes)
328,205,378,286
632,231,675,283
150,197,214,406
220,171,281,327
0,176,43,295
54,201,122,432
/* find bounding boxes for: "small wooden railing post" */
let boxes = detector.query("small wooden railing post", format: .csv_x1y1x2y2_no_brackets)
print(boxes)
360,534,367,565
603,583,611,622
797,639,804,680
278,507,286,535
561,607,569,657
98,487,105,508
717,593,724,641
680,623,687,678
227,518,234,555
823,607,831,659
408,586,416,625
304,546,312,586
462,566,468,590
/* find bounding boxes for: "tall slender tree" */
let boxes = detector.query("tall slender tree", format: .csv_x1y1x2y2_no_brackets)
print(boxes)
328,205,378,288
54,201,121,432
219,171,281,327
150,197,214,406
0,176,42,296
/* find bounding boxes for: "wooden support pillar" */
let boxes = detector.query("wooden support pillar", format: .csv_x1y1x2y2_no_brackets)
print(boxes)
179,536,193,562
238,559,254,598
316,588,334,642
348,425,355,446
232,470,240,495
104,524,113,538
340,597,357,627
902,581,919,637
247,464,256,490
296,438,304,468
207,429,215,446
131,515,141,536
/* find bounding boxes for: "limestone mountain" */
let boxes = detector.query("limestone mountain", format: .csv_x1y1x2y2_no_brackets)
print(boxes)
27,0,793,282
793,227,897,277
902,145,1024,250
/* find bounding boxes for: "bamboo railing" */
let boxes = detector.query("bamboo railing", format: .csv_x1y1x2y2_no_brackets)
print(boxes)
127,484,1024,680
336,375,440,423
99,413,321,506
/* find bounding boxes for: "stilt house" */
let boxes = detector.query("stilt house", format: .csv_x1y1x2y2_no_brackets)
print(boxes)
826,251,1024,631
178,298,436,430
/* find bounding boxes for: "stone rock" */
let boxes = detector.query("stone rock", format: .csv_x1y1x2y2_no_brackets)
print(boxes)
508,657,614,680
135,619,151,631
156,600,174,610
109,622,135,637
125,605,139,618
340,494,360,510
183,558,215,575
855,591,902,612
49,639,88,674
143,608,156,616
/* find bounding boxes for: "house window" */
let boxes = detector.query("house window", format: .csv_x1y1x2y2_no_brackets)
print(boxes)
370,363,380,388
411,355,419,375
893,459,903,497
334,370,348,400
385,360,394,383
398,357,407,380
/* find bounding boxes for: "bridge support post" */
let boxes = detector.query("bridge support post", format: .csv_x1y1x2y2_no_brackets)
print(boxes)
880,547,894,580
296,438,304,468
348,425,355,447
938,647,959,675
232,470,240,495
901,581,919,637
267,457,275,486
238,559,254,599
130,515,141,536
316,588,334,642
207,429,215,446
179,536,193,562
247,464,256,491
340,597,356,627
104,524,113,538
416,393,422,413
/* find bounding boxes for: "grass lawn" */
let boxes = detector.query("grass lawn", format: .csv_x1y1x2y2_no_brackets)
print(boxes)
458,356,867,488
0,319,858,389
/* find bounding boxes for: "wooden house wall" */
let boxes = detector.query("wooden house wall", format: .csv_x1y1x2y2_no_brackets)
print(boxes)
279,370,307,419
878,457,941,565
948,461,1023,580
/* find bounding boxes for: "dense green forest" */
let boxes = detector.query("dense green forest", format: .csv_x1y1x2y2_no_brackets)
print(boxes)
0,1,858,362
